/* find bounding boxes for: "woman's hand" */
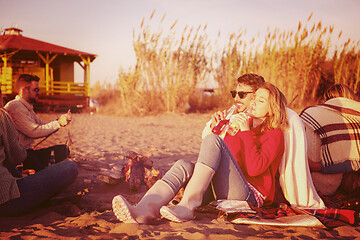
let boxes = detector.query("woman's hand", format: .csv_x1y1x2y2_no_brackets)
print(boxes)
210,110,227,128
230,113,250,132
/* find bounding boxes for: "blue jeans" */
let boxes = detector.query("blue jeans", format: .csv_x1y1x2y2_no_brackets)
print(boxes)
0,160,78,217
162,134,256,206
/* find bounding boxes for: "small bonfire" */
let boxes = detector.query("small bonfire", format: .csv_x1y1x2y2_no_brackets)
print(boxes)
97,151,162,191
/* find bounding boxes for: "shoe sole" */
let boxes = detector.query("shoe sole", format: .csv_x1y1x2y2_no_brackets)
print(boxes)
112,195,138,224
160,206,184,223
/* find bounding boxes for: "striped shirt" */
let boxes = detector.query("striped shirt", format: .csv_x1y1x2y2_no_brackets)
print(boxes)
300,97,360,172
0,109,27,205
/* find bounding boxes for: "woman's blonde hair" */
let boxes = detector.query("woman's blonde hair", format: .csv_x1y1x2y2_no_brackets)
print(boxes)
259,82,288,132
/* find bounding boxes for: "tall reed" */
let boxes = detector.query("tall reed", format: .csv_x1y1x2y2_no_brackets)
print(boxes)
214,13,360,108
116,10,212,115
94,12,359,115
333,38,360,91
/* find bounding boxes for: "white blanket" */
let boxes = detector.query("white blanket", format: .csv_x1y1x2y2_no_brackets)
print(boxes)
279,108,325,209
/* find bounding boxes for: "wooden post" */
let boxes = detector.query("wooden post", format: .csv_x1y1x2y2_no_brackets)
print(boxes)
37,52,57,95
76,61,85,95
1,55,7,68
80,56,91,96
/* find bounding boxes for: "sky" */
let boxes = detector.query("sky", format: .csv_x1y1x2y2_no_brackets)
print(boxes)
1,0,360,87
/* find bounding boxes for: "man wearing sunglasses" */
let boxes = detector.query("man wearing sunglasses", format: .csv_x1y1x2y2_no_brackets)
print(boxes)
202,73,265,139
4,74,72,174
201,73,325,209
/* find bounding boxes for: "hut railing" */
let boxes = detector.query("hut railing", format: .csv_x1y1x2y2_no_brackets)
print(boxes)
0,67,14,94
39,82,88,96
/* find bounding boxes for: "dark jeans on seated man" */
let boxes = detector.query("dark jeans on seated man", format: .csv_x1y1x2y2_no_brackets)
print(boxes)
6,144,70,178
0,160,78,217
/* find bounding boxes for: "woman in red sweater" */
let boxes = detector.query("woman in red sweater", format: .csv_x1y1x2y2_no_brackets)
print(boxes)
224,83,288,206
112,82,288,224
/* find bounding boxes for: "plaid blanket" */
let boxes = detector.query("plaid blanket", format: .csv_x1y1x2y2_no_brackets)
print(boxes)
221,201,359,228
196,193,360,228
299,97,360,171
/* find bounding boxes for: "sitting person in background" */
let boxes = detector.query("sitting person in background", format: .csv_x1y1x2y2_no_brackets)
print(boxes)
0,88,78,217
300,84,360,195
4,74,72,173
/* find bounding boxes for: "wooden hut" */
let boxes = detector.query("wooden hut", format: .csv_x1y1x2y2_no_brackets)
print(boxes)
0,27,97,111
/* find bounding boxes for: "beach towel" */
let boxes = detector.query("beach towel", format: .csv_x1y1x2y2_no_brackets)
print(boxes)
278,108,325,209
300,98,360,172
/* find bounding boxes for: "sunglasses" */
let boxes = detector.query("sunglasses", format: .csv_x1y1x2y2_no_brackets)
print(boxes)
230,90,253,99
33,88,40,93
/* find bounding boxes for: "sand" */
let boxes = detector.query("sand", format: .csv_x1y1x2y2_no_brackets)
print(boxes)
0,112,359,239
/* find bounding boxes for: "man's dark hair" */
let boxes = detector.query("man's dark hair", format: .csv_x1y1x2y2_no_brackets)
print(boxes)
16,74,40,91
324,83,358,101
237,73,265,91
18,74,40,83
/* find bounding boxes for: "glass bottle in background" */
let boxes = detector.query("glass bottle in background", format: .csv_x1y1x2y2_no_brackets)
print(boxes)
49,150,55,167
212,105,237,135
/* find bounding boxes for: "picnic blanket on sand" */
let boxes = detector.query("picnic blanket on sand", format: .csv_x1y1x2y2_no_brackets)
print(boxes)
200,197,360,229
227,203,359,229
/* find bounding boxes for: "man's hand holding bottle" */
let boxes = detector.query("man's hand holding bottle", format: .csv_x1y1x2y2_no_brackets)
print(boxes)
57,110,72,127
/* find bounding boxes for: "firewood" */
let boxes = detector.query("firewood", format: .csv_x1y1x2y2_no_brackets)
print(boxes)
121,150,161,191
123,150,139,159
140,156,153,169
97,170,125,185
124,151,153,168
128,162,145,191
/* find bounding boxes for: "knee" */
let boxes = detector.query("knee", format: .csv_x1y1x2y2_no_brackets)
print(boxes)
173,159,194,176
59,160,79,180
203,134,222,146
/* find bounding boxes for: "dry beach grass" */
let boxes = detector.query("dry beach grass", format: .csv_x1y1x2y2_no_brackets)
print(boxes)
0,112,359,239
93,12,360,117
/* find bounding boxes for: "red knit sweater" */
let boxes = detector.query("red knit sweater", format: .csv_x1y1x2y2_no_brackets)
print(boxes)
224,124,284,204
